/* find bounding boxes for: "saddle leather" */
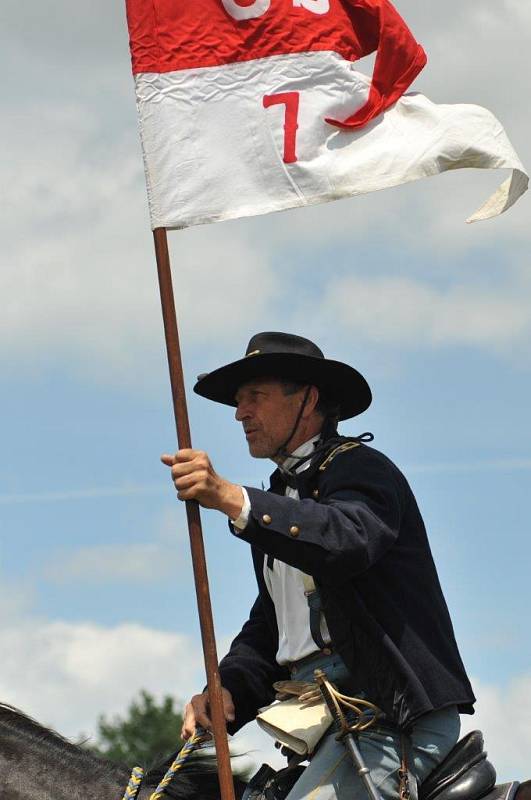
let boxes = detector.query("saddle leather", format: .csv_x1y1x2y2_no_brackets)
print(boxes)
420,731,496,800
479,783,520,800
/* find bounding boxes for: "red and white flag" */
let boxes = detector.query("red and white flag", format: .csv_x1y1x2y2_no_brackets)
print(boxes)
126,0,527,230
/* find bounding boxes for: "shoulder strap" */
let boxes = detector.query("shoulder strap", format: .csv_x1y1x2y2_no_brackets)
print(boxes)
318,441,361,472
311,431,373,475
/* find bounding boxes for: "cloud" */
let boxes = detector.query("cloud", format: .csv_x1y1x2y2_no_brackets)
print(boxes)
406,0,531,133
0,104,281,383
42,507,188,586
44,541,177,585
0,607,271,776
0,583,35,626
0,618,203,739
0,483,165,506
1,0,530,382
319,269,531,353
461,675,531,782
0,580,269,776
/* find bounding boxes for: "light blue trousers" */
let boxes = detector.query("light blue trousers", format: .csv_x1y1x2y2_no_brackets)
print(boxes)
285,653,460,800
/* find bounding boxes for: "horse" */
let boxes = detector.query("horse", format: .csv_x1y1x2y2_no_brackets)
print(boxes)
0,702,529,800
0,702,247,800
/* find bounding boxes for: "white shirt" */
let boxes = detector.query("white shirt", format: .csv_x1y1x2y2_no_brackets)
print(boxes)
233,436,331,665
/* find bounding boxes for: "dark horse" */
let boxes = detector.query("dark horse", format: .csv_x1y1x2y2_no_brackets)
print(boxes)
0,703,248,800
0,703,529,800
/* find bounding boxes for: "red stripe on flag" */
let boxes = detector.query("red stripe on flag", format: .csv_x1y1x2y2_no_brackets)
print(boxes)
327,0,427,129
126,0,425,130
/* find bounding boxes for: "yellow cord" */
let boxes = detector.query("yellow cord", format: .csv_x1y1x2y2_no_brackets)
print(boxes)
122,728,211,800
122,766,144,800
148,729,211,800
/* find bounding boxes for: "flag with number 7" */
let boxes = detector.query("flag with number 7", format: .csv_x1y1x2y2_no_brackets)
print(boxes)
125,0,527,230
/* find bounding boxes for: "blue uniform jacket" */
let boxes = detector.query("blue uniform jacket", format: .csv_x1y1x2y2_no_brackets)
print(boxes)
218,439,476,732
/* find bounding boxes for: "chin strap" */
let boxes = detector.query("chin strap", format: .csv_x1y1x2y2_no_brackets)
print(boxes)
274,386,375,474
273,385,313,462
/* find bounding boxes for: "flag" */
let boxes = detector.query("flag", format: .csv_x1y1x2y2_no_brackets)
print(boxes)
126,0,528,230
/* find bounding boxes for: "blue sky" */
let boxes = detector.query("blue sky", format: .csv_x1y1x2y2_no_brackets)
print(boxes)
1,0,530,783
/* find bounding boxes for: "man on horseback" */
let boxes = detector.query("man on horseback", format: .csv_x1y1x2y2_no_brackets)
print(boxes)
162,331,475,800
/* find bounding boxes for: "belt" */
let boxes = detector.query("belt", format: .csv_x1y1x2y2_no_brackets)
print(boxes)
287,647,334,676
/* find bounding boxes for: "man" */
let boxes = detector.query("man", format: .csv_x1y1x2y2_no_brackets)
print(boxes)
162,331,475,800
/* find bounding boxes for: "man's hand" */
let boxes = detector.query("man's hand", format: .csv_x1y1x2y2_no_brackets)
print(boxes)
161,449,244,519
181,688,235,740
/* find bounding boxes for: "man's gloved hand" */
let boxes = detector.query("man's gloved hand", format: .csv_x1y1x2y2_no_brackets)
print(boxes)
273,680,325,706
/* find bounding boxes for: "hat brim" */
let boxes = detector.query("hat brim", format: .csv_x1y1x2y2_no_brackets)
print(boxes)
193,353,371,421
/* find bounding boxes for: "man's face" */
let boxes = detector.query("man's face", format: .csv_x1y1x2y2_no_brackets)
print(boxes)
234,378,305,458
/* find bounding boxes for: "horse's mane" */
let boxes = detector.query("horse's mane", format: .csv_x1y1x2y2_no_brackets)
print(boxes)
0,702,72,745
0,702,129,782
0,703,249,800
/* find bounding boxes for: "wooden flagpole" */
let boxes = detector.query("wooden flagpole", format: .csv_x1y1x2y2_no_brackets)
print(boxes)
153,227,236,800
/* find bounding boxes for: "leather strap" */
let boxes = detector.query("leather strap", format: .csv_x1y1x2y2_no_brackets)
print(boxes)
302,574,328,651
399,732,411,800
400,732,418,800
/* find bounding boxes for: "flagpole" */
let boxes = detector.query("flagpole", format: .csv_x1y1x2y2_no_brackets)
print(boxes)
153,227,236,800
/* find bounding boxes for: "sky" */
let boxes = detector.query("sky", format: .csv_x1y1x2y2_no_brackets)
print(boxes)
1,0,530,785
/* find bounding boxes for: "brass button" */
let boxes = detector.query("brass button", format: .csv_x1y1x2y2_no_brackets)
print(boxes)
289,525,300,537
312,489,319,498
262,514,272,525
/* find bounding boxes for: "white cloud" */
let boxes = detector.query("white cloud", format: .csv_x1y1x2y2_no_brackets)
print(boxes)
407,0,531,131
1,0,530,381
0,593,272,776
45,541,176,585
0,106,281,383
320,270,531,352
461,675,531,782
43,507,188,585
0,483,164,506
0,619,203,740
0,583,35,626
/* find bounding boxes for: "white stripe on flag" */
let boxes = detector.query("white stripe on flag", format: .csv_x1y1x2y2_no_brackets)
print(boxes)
134,51,527,230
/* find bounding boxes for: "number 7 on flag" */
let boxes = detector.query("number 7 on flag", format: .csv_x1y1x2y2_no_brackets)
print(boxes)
263,92,300,164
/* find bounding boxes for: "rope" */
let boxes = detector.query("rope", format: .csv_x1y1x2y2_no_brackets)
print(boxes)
122,766,144,800
149,727,211,800
314,669,382,737
327,686,382,735
122,727,211,800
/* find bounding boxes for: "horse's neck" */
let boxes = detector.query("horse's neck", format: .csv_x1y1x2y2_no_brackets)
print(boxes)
0,718,129,800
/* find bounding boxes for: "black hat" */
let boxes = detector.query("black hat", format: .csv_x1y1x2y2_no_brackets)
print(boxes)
193,332,371,421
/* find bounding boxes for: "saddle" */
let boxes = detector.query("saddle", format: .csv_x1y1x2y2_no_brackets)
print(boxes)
243,730,521,800
419,730,519,800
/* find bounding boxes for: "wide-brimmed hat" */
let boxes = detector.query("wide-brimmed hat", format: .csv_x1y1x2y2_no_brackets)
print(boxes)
193,332,371,421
